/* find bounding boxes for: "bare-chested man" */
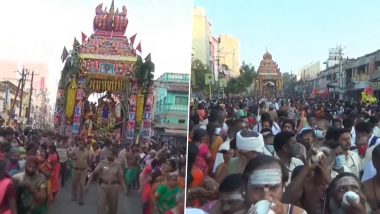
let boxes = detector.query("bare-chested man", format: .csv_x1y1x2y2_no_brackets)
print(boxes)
283,146,332,214
125,144,140,195
363,144,380,212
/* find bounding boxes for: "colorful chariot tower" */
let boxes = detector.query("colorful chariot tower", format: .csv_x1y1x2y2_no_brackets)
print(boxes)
255,50,283,98
54,0,153,144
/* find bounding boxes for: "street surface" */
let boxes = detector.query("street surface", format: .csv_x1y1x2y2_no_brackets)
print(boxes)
48,181,142,214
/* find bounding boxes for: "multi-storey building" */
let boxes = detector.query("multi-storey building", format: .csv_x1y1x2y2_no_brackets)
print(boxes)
218,34,240,78
192,7,212,67
154,73,189,143
307,49,380,100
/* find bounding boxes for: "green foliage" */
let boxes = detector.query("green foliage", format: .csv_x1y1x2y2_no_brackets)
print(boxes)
134,56,144,82
225,61,256,95
191,59,211,93
59,49,80,88
135,55,155,88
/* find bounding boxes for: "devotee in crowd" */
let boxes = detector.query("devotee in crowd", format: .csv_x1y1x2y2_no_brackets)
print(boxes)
187,97,380,213
325,172,370,213
70,139,90,205
362,144,380,212
0,126,186,214
273,131,304,185
0,159,17,214
86,148,125,214
334,128,363,178
243,155,307,214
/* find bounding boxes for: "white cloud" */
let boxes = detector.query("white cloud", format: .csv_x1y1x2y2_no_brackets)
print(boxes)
0,0,193,105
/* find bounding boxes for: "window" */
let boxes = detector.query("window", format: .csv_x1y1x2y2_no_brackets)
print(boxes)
178,119,186,124
175,96,187,105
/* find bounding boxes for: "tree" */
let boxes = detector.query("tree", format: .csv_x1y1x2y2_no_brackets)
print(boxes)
225,61,256,95
135,54,155,89
191,59,211,95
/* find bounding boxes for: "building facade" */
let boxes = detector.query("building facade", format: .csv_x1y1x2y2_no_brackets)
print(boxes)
299,61,321,81
307,49,380,100
209,36,219,80
218,34,240,78
0,81,30,128
346,50,380,99
0,61,51,126
154,73,189,143
192,7,212,67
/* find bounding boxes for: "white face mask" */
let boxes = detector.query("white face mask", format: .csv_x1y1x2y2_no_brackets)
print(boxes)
333,155,346,170
315,129,327,139
215,128,222,135
264,145,274,154
18,160,26,170
373,126,380,137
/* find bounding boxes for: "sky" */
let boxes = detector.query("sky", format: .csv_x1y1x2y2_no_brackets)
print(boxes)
194,0,380,76
0,0,193,105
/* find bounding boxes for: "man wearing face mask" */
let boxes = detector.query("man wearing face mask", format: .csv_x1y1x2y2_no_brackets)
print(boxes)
6,147,21,176
355,121,373,160
18,147,27,171
273,131,304,186
335,128,362,178
314,119,329,146
328,140,352,179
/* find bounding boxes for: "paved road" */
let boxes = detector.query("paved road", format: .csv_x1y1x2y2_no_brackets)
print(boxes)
48,181,142,214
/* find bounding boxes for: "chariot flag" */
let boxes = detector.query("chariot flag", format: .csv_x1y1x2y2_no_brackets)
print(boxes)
81,32,87,43
130,33,137,46
136,42,142,54
73,37,80,48
61,47,69,62
145,53,151,62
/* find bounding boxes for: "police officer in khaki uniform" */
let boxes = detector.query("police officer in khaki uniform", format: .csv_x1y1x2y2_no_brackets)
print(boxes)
71,139,90,205
86,147,126,214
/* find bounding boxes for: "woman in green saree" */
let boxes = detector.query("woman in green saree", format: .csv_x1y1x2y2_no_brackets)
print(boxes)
154,172,180,214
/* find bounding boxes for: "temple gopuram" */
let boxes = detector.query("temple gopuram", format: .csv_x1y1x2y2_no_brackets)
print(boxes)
54,0,154,144
255,50,283,98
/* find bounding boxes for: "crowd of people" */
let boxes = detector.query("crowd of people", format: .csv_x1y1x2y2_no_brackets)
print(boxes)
187,97,380,214
0,127,186,214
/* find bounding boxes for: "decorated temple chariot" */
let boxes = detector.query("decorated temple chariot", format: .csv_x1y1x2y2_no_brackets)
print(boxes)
54,0,154,144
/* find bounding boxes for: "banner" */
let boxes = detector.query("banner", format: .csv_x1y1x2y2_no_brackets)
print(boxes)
72,102,82,135
65,79,78,122
136,95,144,126
141,89,154,142
126,80,138,142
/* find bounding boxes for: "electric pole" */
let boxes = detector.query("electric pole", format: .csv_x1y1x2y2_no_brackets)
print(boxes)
27,70,35,125
19,68,26,127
